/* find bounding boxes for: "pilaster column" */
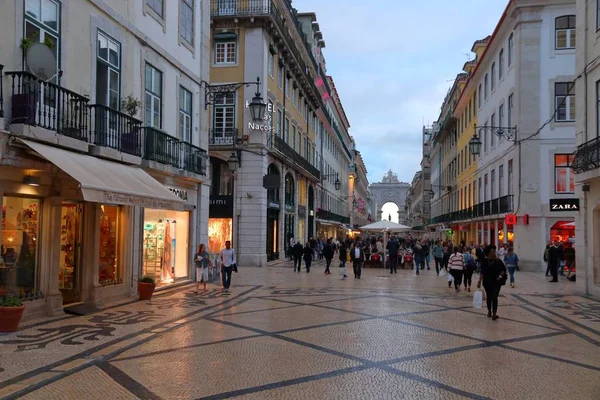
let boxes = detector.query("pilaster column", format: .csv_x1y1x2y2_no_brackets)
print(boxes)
41,197,63,315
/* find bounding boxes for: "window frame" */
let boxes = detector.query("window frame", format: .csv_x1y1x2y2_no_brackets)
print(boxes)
508,33,514,66
491,62,496,91
555,15,576,50
508,159,513,195
508,94,514,127
24,0,61,75
179,0,194,47
484,73,489,100
179,86,193,142
214,40,236,65
554,154,575,194
212,91,235,138
498,48,504,80
499,164,504,196
96,30,121,110
145,0,165,20
145,63,163,128
268,52,274,78
555,82,575,122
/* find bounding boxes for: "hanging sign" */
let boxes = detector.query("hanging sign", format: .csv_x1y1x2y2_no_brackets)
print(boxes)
505,214,517,225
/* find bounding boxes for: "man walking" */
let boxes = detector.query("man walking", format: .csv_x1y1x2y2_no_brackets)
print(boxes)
387,235,399,274
292,240,303,272
220,240,236,292
350,240,364,279
548,242,560,283
323,238,334,275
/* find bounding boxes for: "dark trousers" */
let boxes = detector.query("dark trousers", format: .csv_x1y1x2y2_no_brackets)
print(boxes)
545,262,551,276
221,266,233,289
305,258,312,271
450,269,463,290
483,282,501,314
325,257,332,273
294,257,302,271
434,257,443,274
389,256,398,273
353,260,362,278
463,269,474,287
550,262,558,281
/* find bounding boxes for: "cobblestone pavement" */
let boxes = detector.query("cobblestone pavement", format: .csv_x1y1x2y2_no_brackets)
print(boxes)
1,259,599,399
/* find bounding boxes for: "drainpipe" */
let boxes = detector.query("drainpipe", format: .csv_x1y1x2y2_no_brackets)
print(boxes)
582,0,590,295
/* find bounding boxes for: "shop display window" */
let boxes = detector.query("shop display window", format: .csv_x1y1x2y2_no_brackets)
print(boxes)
143,209,189,287
59,204,81,296
99,205,122,285
1,197,40,298
208,218,232,254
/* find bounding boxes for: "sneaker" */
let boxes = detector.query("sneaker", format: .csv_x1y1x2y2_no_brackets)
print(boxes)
487,311,492,318
492,314,499,321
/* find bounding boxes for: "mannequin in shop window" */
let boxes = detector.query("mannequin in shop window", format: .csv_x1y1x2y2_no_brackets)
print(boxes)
162,221,174,281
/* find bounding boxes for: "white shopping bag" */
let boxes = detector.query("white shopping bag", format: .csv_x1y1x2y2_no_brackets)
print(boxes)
473,290,483,308
439,269,446,277
447,273,454,282
339,262,347,277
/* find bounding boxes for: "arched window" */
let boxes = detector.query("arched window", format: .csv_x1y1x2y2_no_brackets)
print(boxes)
285,173,295,206
267,164,280,202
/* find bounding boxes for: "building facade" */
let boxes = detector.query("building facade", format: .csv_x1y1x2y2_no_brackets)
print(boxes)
429,0,577,271
0,0,211,318
208,0,358,265
572,0,600,297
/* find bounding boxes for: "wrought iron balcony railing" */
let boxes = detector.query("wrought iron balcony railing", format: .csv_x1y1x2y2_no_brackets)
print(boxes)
143,127,181,169
316,209,350,224
6,71,90,138
89,104,142,156
572,136,600,173
271,133,320,181
182,141,208,175
209,127,238,145
428,195,514,225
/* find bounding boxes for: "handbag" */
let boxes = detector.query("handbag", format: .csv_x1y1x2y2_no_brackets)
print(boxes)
473,290,483,308
232,263,238,273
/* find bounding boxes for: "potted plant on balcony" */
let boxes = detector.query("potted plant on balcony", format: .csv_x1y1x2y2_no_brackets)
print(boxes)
138,276,156,301
0,296,25,332
119,94,142,154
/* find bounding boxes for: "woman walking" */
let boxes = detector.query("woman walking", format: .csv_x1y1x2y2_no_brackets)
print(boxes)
194,244,212,294
323,239,334,275
339,243,348,280
303,242,313,273
448,247,464,292
477,246,507,320
442,242,451,273
463,247,476,292
504,246,519,288
432,240,444,275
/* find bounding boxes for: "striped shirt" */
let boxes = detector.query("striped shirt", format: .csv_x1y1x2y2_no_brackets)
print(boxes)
449,253,465,270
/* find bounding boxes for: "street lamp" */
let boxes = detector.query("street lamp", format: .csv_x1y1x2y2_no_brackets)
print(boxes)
203,77,267,123
352,198,358,209
334,178,341,191
469,123,517,156
248,91,267,122
227,151,239,172
469,134,482,156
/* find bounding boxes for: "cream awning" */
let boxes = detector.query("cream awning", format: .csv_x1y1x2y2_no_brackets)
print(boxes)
21,140,184,211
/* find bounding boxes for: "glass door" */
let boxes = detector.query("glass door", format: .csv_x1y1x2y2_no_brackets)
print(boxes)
59,203,83,304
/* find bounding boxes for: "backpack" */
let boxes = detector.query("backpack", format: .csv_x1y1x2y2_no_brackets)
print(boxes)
466,255,477,270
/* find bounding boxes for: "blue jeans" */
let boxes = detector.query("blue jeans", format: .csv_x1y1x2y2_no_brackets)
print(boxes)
415,257,422,273
507,266,516,283
221,266,233,289
425,255,430,268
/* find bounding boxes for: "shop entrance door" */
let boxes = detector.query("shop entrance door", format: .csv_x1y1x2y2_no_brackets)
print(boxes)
266,208,279,261
59,203,83,305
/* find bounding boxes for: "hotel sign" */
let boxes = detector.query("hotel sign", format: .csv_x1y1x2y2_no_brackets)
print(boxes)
550,198,580,212
246,101,275,133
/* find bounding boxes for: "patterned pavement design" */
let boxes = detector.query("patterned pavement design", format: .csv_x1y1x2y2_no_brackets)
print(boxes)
0,258,599,399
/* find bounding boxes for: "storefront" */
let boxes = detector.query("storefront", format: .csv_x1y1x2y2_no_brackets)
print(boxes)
267,204,280,261
550,221,575,245
208,195,233,254
298,205,306,243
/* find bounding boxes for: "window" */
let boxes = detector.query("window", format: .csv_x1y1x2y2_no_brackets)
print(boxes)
268,100,274,130
555,82,575,122
491,63,496,91
277,64,284,88
473,180,477,204
484,121,488,152
508,159,513,195
1,197,41,298
478,177,482,203
99,205,122,284
145,63,162,128
298,133,302,155
555,15,576,49
179,0,194,45
292,125,296,150
212,92,235,139
491,169,496,199
268,52,274,77
499,165,504,196
508,33,514,66
179,86,192,142
491,113,496,147
96,31,120,110
508,94,514,127
499,49,504,80
484,73,489,99
277,109,282,137
478,85,482,108
24,0,60,82
285,78,290,98
292,86,297,107
215,41,236,64
484,174,488,201
146,0,164,18
284,117,290,143
468,99,472,122
554,154,575,193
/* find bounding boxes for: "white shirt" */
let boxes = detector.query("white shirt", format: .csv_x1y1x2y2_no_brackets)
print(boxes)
497,247,507,261
220,248,236,267
354,247,360,259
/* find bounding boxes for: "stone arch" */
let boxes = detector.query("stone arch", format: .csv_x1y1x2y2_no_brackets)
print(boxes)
369,170,411,223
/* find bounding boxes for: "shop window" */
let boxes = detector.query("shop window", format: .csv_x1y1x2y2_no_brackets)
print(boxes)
555,154,575,193
208,218,232,254
143,209,189,287
1,197,40,298
99,205,122,285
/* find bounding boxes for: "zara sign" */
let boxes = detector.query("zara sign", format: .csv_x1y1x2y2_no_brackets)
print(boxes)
246,101,274,132
549,198,580,212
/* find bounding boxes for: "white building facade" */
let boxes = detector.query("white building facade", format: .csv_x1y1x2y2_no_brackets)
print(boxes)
0,0,210,318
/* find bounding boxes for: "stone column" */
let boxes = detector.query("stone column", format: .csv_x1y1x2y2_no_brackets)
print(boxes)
41,197,63,316
84,203,102,306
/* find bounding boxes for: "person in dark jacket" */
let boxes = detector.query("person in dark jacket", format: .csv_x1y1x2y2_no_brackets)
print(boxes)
387,236,400,274
303,242,313,273
557,242,565,276
548,242,561,282
323,239,334,275
339,243,348,279
292,241,303,272
350,240,365,279
477,245,507,320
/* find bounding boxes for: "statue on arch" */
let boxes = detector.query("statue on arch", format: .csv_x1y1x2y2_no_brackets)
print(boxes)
382,170,399,183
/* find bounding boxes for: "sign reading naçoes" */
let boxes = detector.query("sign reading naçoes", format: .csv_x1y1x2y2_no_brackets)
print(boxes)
246,100,275,133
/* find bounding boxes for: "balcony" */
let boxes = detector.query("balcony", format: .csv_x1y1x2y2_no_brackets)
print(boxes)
143,127,208,176
182,142,208,175
89,104,142,156
271,134,320,181
429,195,514,225
316,209,350,224
209,127,238,146
572,137,600,174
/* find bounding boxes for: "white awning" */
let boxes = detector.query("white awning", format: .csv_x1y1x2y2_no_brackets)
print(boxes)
21,140,184,211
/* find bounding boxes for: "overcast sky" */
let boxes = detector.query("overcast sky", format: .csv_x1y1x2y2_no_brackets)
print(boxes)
295,0,509,184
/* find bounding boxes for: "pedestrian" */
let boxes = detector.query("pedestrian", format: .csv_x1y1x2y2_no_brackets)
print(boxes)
504,246,519,288
557,242,565,276
219,240,236,293
289,235,296,261
463,248,476,292
548,242,560,283
448,246,464,292
387,235,399,274
422,240,431,270
432,240,444,275
413,241,424,275
339,243,348,279
497,242,507,261
194,243,212,294
303,241,313,273
544,242,551,277
477,245,507,320
292,241,303,272
442,243,451,272
350,240,364,279
323,238,334,275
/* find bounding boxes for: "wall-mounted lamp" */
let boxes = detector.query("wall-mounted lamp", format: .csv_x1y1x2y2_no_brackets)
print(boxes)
23,175,40,187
